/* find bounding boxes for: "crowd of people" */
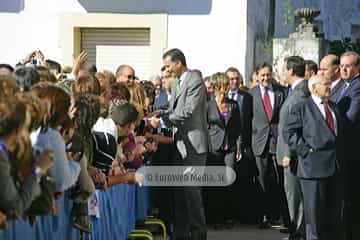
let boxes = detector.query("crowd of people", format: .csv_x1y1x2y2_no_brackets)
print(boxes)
0,47,359,240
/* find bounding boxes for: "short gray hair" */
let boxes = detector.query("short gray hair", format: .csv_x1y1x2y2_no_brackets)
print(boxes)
341,51,360,65
149,74,161,82
307,75,324,93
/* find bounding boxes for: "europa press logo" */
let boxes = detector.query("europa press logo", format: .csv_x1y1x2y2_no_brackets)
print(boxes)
136,166,236,187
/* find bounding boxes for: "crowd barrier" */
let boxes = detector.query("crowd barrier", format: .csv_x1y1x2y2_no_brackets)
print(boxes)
0,184,149,240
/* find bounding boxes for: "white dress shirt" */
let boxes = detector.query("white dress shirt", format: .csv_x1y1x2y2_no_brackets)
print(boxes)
311,95,337,135
179,70,190,88
331,79,341,89
291,78,304,90
228,90,238,101
259,84,275,108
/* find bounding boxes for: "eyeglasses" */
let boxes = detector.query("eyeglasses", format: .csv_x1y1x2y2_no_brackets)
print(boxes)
123,74,135,80
340,64,355,69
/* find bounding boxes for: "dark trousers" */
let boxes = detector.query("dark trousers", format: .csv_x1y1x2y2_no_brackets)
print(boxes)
300,173,344,240
172,148,207,240
256,153,289,223
203,151,236,224
150,143,175,230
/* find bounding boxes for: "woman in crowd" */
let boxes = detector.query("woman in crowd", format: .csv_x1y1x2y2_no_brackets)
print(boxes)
30,84,81,192
0,94,53,216
205,72,242,229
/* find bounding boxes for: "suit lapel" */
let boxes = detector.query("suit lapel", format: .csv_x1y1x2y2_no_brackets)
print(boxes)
174,71,190,104
308,98,335,139
208,97,225,128
236,92,244,127
271,85,283,122
254,86,269,121
225,99,233,126
330,80,344,98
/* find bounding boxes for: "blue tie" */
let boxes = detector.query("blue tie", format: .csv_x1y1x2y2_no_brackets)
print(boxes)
288,87,293,96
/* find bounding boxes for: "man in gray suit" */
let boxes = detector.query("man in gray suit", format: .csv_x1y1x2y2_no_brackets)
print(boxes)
318,54,344,103
249,63,286,228
155,48,208,240
277,56,309,240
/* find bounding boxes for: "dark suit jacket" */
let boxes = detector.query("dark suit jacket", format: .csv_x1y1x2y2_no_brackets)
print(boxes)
233,89,253,151
336,74,360,176
329,80,345,103
207,96,241,154
249,84,286,156
154,89,169,108
283,97,344,179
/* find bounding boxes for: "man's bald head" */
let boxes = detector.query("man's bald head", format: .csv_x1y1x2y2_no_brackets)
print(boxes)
318,54,340,82
116,64,135,86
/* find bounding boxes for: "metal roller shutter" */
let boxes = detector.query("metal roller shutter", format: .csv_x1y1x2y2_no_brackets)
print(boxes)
81,28,151,80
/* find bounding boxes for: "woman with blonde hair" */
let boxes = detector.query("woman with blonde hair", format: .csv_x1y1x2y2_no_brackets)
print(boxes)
205,72,242,229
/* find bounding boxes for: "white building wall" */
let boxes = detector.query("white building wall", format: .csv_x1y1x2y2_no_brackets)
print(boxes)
0,0,248,77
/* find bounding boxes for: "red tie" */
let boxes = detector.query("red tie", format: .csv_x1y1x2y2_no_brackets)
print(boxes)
263,87,272,120
323,101,336,135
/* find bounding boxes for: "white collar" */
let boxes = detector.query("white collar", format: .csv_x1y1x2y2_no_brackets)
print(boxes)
180,70,190,82
311,95,324,106
260,84,273,92
331,79,341,89
291,78,303,90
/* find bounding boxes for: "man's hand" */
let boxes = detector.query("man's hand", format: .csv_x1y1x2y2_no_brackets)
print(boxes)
35,50,47,67
148,116,161,128
144,142,158,153
72,51,88,78
126,172,144,185
133,144,147,156
282,156,291,168
20,51,37,65
236,152,242,162
135,136,146,144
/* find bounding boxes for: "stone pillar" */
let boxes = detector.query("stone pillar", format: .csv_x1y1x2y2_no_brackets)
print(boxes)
273,8,326,80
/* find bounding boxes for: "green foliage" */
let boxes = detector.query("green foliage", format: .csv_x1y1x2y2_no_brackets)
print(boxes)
282,0,295,26
329,38,360,56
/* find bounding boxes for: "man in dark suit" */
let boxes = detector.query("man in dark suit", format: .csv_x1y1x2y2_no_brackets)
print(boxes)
283,75,345,240
226,67,258,223
318,54,344,102
226,67,253,160
336,51,360,239
154,48,208,240
150,74,169,108
277,56,309,240
249,63,286,228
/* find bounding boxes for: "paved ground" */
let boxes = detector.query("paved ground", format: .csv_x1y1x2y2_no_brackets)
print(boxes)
152,224,288,240
207,224,288,240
